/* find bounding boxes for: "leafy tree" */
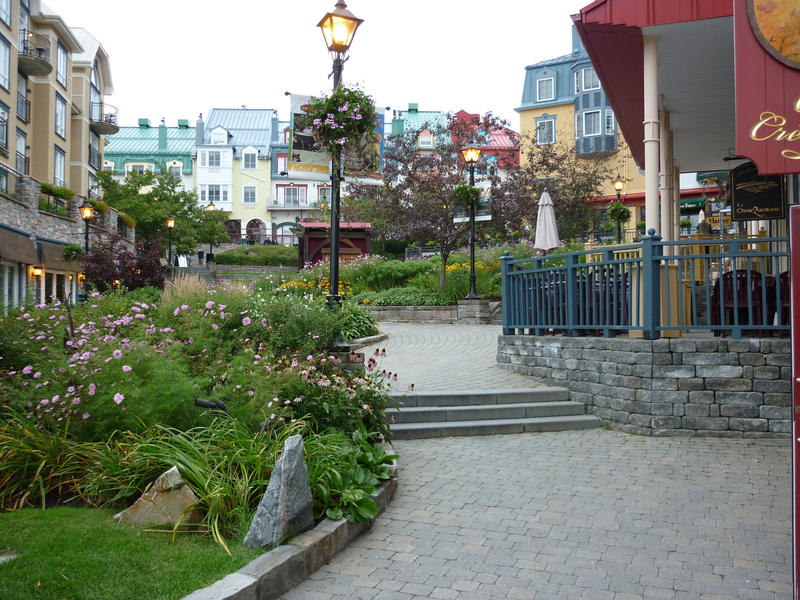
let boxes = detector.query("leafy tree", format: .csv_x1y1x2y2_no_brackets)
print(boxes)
605,200,631,243
95,170,220,254
346,112,515,289
83,234,170,293
490,140,611,244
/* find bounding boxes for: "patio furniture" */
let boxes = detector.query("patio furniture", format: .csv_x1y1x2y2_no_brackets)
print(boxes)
710,269,763,335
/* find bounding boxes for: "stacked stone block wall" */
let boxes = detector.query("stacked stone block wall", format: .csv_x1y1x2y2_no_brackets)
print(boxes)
497,335,791,437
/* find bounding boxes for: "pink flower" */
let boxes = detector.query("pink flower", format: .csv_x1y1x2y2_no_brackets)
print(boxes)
112,349,122,358
242,317,251,326
173,307,180,316
181,304,189,310
211,323,219,330
205,300,215,309
33,372,41,379
307,355,313,361
22,365,32,375
88,383,96,396
122,365,132,372
82,412,90,420
113,393,124,404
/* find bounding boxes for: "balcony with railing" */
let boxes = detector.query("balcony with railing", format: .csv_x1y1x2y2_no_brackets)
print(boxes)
16,92,29,123
501,233,790,340
0,116,7,157
272,199,317,210
18,30,52,76
15,151,28,175
88,145,100,170
89,102,119,135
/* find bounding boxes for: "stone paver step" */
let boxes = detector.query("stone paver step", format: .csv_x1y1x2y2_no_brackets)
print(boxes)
389,387,569,408
387,400,585,424
390,414,602,439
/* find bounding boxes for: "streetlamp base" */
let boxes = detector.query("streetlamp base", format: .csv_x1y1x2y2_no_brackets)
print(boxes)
326,294,342,309
465,276,480,300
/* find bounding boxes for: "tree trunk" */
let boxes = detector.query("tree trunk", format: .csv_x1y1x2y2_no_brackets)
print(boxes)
439,251,449,290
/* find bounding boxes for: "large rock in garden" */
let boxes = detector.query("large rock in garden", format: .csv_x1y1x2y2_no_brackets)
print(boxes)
243,434,314,549
113,466,203,528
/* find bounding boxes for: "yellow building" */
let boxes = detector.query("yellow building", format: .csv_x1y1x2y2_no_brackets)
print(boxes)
516,28,645,240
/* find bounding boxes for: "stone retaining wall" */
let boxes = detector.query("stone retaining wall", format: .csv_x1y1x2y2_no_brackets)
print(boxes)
496,335,791,437
367,305,458,324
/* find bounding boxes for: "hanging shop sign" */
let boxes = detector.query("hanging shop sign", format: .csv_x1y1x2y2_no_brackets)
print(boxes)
735,0,800,175
729,162,786,221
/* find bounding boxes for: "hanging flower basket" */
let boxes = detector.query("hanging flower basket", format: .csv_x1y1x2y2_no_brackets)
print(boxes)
304,86,377,151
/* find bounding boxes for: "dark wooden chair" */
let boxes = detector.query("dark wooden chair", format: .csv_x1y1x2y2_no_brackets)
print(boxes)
711,270,763,335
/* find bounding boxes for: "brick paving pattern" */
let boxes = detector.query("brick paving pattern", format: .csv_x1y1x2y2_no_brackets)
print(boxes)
280,324,792,599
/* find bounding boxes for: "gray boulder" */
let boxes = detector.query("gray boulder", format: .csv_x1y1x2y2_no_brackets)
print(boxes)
243,434,314,549
113,465,203,528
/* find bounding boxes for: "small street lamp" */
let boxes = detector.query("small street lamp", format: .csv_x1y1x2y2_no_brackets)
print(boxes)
461,144,482,300
613,174,625,243
318,0,362,309
79,199,94,253
166,215,175,270
206,201,216,262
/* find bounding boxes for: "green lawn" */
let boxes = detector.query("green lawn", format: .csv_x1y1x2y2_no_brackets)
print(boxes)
0,507,262,600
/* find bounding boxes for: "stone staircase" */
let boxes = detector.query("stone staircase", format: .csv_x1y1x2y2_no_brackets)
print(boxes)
387,387,601,440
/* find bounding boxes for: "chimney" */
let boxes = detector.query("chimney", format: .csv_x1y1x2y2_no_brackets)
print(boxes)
158,119,167,150
195,113,204,146
408,103,418,113
138,118,150,128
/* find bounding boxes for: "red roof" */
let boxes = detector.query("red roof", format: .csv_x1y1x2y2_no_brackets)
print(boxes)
296,221,371,229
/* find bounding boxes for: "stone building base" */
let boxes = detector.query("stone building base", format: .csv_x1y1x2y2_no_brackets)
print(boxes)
497,335,791,437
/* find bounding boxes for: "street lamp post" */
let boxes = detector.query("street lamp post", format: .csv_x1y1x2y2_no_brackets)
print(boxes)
166,216,175,271
206,201,216,262
79,199,94,253
461,144,482,300
318,0,363,308
613,174,625,244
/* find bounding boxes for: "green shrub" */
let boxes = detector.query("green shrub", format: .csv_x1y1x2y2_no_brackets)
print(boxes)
353,287,446,306
214,245,299,266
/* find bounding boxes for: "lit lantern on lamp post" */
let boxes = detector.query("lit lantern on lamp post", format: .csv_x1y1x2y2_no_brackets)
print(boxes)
166,215,175,271
79,199,94,253
318,0,363,308
461,144,482,300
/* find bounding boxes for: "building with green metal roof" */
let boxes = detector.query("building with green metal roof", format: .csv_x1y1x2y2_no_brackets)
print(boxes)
103,118,196,189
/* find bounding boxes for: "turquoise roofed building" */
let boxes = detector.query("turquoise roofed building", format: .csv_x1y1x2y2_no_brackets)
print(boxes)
103,118,196,190
390,103,449,150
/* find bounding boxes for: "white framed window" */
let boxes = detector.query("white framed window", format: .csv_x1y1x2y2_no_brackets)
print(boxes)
56,42,67,88
222,186,228,202
418,132,433,148
0,35,9,90
318,186,331,206
536,119,555,145
277,185,307,207
243,185,256,204
199,150,207,167
199,186,206,203
536,77,554,102
211,129,226,144
575,114,582,139
54,146,65,186
0,102,8,150
605,110,615,135
55,94,66,138
126,163,153,175
574,71,580,94
103,159,114,171
0,0,9,27
276,154,287,173
169,164,181,179
243,151,256,169
583,110,601,136
582,67,600,91
283,128,291,143
208,184,220,203
208,151,220,167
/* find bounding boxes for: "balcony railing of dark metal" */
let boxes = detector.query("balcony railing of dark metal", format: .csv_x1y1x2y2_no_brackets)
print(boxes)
16,93,29,123
90,102,118,126
15,151,28,175
19,30,51,62
88,145,100,169
0,115,7,151
501,232,790,340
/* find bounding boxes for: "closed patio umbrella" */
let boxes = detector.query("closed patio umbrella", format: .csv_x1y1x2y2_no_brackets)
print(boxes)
534,190,560,253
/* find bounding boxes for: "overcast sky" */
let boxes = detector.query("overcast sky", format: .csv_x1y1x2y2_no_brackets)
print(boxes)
43,0,588,130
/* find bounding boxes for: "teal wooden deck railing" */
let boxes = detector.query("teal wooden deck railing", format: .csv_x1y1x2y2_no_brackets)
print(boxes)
501,231,790,340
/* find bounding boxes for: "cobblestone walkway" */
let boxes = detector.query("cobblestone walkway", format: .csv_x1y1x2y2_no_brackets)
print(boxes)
282,430,791,600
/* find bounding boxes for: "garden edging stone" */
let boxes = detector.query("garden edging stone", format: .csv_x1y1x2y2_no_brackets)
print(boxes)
181,455,398,600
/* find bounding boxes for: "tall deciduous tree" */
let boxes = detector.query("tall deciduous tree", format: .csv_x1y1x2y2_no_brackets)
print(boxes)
489,139,611,244
95,170,228,254
346,112,516,288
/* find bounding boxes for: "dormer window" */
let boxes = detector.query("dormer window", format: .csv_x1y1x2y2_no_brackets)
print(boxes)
210,129,227,144
418,132,433,148
243,150,257,169
537,77,555,102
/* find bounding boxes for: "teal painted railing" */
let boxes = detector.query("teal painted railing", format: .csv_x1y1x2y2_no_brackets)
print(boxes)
501,232,790,339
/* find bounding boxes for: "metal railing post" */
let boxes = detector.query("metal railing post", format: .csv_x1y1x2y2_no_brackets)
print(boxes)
566,253,579,336
501,251,513,334
642,229,662,339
